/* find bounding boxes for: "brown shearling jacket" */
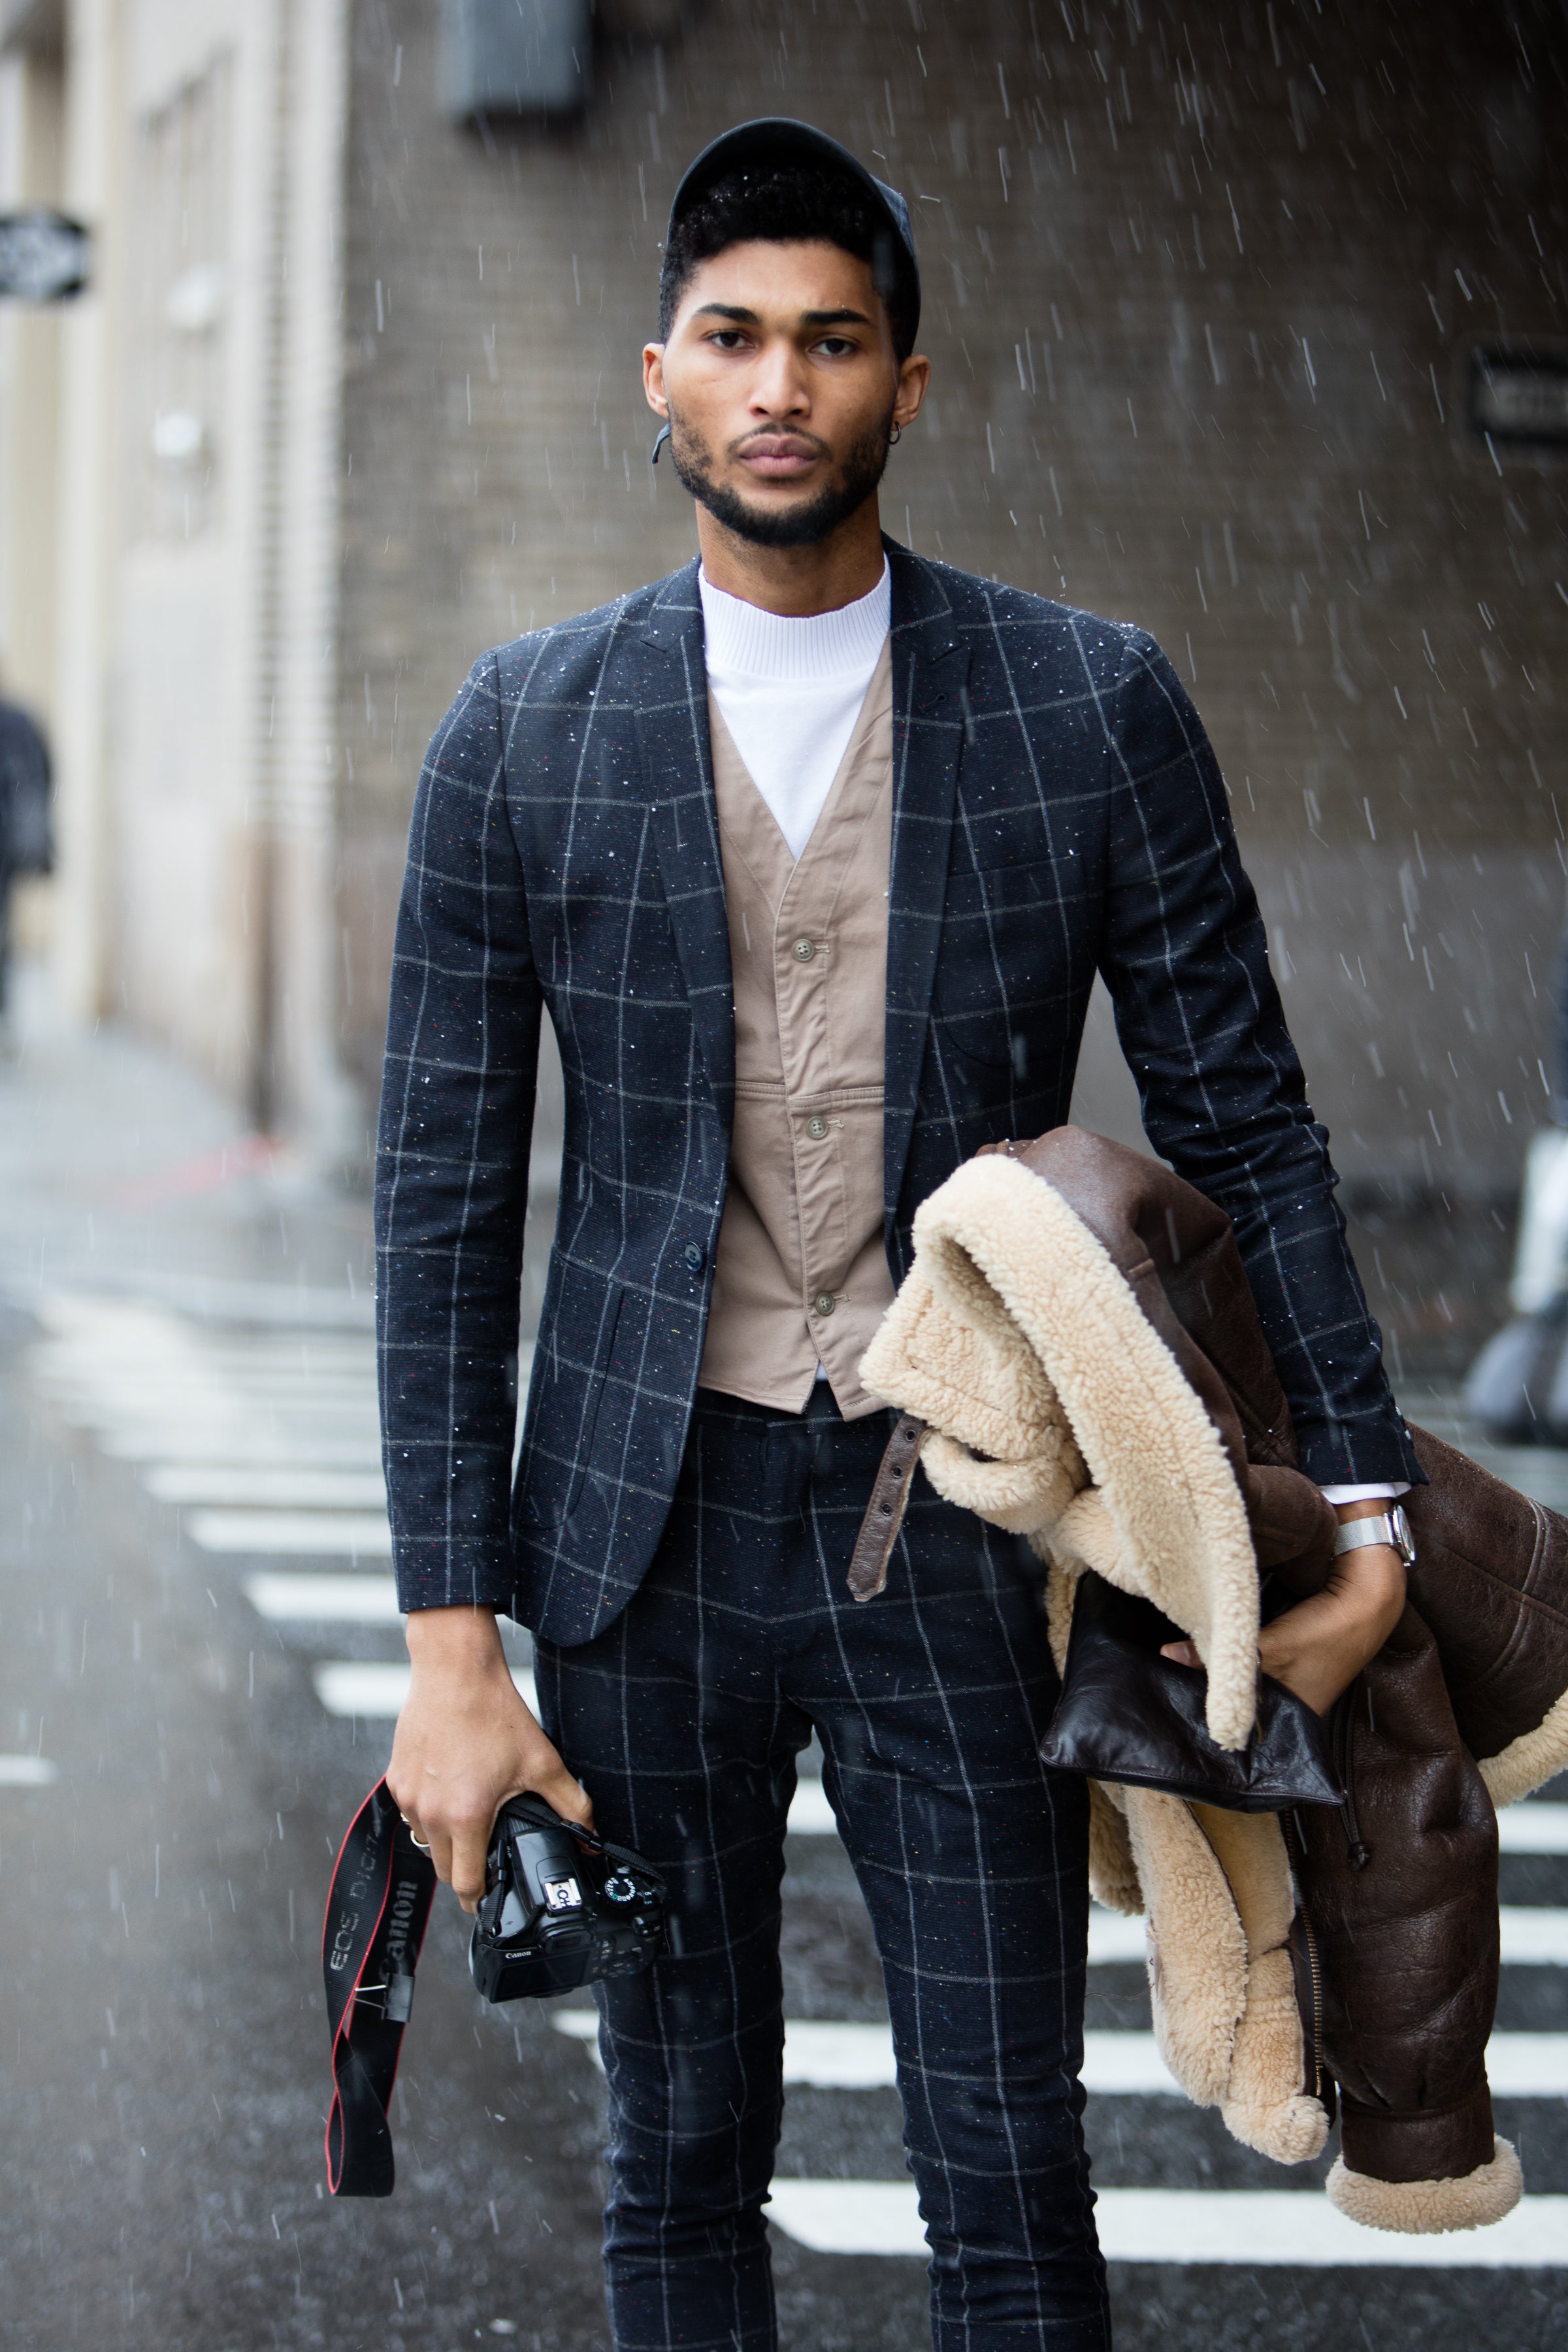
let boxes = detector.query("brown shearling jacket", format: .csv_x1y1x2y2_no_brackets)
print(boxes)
864,1126,1568,2228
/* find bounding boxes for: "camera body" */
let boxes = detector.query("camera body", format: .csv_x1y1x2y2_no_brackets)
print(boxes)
468,1793,666,2002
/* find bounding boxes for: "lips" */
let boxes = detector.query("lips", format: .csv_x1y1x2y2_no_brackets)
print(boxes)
736,437,822,478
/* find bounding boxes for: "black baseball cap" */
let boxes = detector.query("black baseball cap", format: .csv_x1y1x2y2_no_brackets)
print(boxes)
664,118,921,345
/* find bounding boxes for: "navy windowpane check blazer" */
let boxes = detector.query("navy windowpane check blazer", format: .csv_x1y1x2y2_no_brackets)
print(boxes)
375,540,1419,1637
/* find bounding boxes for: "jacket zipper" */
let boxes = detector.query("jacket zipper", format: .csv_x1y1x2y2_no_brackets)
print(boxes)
1286,1812,1328,2103
1299,1899,1326,2097
1333,1684,1371,1871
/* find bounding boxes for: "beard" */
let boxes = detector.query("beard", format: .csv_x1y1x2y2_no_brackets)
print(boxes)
667,408,895,547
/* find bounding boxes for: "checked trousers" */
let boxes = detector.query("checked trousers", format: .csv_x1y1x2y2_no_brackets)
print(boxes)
532,1384,1110,2352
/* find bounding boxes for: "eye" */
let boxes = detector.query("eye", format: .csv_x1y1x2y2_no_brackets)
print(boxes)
707,329,750,351
813,336,858,358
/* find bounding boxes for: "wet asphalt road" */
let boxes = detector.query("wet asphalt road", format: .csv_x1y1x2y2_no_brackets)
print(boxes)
3,1284,1567,2352
0,1288,943,2352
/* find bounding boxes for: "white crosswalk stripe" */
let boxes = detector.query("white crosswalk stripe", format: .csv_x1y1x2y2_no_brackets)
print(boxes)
104,1431,385,1467
144,1466,388,1507
312,1661,538,1719
1496,1906,1568,1964
24,1298,1568,2279
785,1775,838,1834
244,1573,404,1624
1498,1801,1568,1853
786,1780,1568,1867
551,2012,1568,2099
188,1509,393,1556
765,2181,1568,2265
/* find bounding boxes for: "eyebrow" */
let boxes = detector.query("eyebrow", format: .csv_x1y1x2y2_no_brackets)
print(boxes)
691,302,875,331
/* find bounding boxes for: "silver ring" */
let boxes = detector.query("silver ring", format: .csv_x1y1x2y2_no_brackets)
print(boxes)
405,1825,432,1852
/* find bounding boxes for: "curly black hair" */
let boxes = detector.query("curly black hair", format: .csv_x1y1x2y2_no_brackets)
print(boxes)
658,162,919,360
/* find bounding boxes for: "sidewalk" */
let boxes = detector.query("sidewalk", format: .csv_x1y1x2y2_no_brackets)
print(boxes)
0,962,375,1324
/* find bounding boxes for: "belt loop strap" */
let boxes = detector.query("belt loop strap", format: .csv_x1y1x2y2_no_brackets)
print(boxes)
847,1411,927,1601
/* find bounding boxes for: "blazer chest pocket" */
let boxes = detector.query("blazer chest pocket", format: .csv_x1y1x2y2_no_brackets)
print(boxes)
932,855,1065,1068
517,1279,625,1531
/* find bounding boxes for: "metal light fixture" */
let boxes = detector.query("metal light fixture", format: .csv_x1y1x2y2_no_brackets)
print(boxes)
0,209,90,302
1469,348,1568,448
151,410,206,466
439,0,593,121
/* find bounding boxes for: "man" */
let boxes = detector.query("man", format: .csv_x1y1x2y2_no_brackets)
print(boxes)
380,120,1418,2351
0,681,50,1023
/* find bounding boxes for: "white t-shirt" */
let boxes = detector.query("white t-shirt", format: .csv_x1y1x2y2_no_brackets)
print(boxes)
698,561,890,860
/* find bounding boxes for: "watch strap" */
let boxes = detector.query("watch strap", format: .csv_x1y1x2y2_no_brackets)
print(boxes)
1332,1505,1415,1566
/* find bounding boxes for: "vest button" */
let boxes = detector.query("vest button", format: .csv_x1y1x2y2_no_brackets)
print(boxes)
813,1292,836,1316
682,1243,706,1273
806,1115,829,1140
790,936,817,963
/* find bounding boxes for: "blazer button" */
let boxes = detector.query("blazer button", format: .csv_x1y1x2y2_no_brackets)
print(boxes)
806,1115,829,1139
813,1292,836,1316
791,936,817,963
683,1243,706,1273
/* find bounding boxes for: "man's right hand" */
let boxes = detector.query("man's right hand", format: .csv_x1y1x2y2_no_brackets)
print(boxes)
387,1605,593,1915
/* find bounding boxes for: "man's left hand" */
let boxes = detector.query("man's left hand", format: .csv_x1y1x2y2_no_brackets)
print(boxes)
1160,1498,1407,1716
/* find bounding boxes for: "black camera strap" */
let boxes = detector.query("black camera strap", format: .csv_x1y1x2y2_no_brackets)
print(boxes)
321,1782,664,2197
321,1778,436,2197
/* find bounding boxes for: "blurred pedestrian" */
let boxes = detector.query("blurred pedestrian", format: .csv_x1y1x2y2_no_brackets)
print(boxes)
1464,898,1568,1437
376,118,1414,2352
0,680,52,1022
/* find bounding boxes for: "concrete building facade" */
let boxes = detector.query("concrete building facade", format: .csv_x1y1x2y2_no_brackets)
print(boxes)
3,1,1565,1248
0,0,355,1155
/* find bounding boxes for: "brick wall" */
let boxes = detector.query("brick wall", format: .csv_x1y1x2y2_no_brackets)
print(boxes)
336,0,1568,1200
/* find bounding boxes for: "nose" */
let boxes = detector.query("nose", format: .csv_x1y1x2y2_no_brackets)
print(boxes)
748,335,809,421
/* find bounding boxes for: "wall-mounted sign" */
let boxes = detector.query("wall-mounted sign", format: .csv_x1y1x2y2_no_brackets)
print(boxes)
1470,346,1568,446
0,210,90,302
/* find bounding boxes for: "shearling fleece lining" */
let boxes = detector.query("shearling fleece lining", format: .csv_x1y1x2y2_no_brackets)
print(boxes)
1193,1804,1328,2165
1124,1789,1247,2109
861,1152,1260,1748
1086,1782,1142,1915
1221,1945,1329,2163
861,1264,1068,1474
1124,1790,1326,2166
1326,2138,1523,2234
1478,1682,1568,1811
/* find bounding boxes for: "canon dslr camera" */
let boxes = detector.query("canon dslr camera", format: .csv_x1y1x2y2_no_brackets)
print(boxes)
469,1793,666,2001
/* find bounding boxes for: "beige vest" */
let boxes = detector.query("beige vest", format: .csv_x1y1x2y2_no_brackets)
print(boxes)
696,640,896,1419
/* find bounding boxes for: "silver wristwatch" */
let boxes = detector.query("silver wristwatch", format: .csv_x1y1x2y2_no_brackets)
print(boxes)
1331,1503,1416,1569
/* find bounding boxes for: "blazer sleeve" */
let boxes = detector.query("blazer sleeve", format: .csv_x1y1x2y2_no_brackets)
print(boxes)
1095,626,1421,1488
374,652,544,1610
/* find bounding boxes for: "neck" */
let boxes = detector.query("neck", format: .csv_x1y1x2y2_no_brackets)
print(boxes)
693,495,886,617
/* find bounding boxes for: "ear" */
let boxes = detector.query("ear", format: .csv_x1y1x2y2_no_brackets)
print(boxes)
643,344,669,419
892,352,931,433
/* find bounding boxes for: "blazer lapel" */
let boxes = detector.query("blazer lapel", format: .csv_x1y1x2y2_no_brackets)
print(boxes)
883,542,971,1225
633,562,735,1122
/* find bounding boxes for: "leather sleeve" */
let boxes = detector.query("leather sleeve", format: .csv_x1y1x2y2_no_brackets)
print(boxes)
374,652,544,1611
1095,627,1421,1489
